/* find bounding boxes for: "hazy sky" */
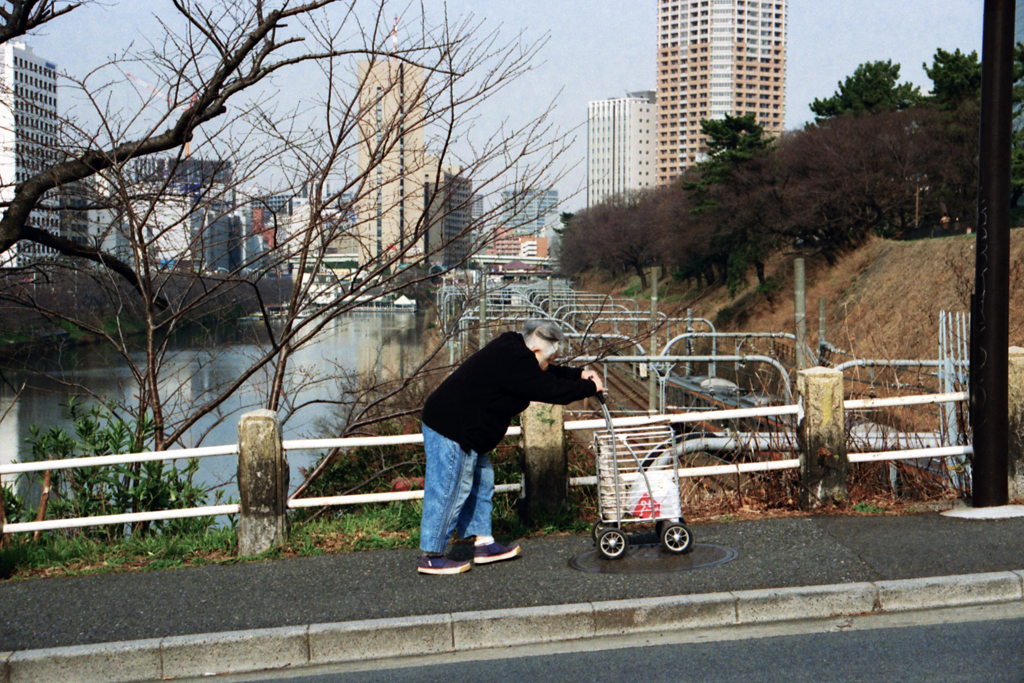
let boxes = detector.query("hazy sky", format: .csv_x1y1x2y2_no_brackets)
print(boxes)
27,1,986,212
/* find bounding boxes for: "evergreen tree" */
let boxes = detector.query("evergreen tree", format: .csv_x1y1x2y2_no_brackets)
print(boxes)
685,113,773,206
923,47,982,107
810,60,923,120
682,114,776,294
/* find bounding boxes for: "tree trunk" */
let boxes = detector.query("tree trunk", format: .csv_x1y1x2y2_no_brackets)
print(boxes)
755,260,766,285
634,264,648,291
704,263,716,286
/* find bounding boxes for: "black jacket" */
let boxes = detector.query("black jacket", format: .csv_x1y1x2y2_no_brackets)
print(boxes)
422,331,598,454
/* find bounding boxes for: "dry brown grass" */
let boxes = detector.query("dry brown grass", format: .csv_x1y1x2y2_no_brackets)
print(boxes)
685,231,1024,358
581,229,1024,360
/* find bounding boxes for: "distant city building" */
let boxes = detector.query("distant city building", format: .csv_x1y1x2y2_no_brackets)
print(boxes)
499,188,558,236
470,194,485,222
141,157,238,271
257,189,304,215
89,156,239,270
129,156,233,189
248,190,309,252
423,160,473,268
0,41,60,266
587,91,657,206
656,0,787,183
354,59,426,264
192,198,243,273
58,180,91,246
486,228,549,260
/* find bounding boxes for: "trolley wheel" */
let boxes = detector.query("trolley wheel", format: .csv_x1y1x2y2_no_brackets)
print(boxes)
655,519,684,540
591,521,610,545
597,527,629,560
661,523,693,555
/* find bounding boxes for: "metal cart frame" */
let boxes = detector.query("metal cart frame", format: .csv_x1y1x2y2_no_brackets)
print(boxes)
592,397,694,559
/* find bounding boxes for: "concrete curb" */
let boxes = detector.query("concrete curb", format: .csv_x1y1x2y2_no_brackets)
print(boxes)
3,570,1023,682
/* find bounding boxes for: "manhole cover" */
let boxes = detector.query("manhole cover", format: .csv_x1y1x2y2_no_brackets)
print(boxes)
569,543,738,574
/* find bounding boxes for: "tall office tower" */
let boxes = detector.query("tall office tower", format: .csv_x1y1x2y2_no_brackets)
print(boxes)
587,91,657,207
355,59,426,265
0,41,60,266
423,159,473,268
656,0,787,184
499,188,558,236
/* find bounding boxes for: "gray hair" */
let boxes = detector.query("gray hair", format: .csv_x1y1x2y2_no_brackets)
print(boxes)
522,319,565,345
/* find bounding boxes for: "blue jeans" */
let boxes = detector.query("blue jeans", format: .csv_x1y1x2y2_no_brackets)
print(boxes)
420,424,494,554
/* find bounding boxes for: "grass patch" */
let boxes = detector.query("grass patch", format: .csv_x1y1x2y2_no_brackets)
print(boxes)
57,319,93,341
286,501,423,553
0,327,36,345
1,527,238,580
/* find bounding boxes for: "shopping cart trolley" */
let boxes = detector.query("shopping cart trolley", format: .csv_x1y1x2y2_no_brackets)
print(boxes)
592,394,694,560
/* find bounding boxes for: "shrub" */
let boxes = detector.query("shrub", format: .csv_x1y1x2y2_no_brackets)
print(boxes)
14,399,218,541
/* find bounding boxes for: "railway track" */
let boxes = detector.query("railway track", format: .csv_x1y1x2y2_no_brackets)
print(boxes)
600,363,652,414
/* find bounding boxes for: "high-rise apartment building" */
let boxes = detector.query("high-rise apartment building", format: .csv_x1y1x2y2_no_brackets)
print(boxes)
0,41,61,266
587,91,657,207
656,0,787,183
355,59,426,264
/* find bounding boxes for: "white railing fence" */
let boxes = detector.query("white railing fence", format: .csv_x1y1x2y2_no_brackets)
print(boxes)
0,389,974,538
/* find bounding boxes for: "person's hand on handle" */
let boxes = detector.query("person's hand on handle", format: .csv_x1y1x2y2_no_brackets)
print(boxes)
581,369,604,394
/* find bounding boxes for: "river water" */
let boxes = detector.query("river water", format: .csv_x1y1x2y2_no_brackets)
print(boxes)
0,312,427,501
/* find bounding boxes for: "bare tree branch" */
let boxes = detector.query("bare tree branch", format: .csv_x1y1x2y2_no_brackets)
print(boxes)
0,0,80,45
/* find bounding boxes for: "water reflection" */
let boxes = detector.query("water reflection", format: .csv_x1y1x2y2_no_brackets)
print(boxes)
0,312,425,500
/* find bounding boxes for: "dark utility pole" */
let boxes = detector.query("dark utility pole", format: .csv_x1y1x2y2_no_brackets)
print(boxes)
972,0,1015,507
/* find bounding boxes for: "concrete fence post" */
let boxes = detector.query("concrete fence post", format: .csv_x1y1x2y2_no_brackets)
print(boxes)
237,409,289,556
649,266,659,413
478,272,487,349
796,367,847,509
520,402,566,524
794,258,807,372
1007,347,1024,500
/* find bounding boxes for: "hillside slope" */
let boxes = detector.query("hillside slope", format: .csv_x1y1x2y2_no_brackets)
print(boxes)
583,230,1024,362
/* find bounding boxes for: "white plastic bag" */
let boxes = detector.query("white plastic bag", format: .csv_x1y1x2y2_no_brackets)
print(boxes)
623,453,681,520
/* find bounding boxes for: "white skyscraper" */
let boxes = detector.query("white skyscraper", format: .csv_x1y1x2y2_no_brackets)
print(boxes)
656,0,787,183
0,41,60,266
587,91,657,207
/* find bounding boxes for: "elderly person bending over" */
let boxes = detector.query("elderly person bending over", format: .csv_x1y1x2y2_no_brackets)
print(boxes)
417,319,604,575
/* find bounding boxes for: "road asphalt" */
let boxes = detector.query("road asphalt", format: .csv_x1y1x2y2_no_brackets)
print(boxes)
2,504,1024,682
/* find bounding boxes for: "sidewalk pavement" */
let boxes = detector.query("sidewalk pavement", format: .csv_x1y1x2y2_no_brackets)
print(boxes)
2,505,1024,682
